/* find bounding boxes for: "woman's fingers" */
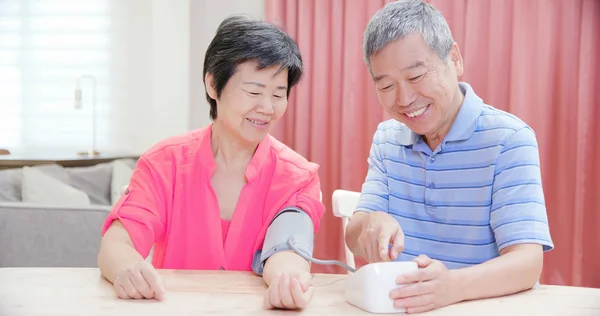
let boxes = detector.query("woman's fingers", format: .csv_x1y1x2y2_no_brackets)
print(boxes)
278,274,295,308
121,277,143,299
131,270,153,298
267,274,282,308
264,273,314,310
140,265,166,300
290,277,313,309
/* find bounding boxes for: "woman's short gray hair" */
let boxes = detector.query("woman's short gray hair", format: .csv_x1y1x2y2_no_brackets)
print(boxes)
363,0,455,69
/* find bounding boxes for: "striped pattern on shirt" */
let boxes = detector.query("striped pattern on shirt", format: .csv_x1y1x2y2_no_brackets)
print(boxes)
356,82,554,269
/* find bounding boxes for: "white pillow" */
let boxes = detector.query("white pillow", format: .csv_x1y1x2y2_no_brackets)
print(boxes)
111,159,134,205
21,166,91,207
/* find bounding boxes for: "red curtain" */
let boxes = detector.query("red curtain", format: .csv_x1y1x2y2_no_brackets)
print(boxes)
264,0,600,288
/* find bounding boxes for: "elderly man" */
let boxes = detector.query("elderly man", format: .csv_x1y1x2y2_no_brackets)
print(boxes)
345,0,554,313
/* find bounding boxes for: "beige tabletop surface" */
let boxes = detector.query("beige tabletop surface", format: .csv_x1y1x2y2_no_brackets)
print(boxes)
1,268,599,316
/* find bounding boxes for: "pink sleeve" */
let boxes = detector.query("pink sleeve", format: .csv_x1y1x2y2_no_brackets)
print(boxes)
283,171,326,233
101,156,169,258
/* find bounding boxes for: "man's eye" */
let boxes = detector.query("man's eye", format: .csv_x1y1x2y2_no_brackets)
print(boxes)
380,85,393,91
274,95,284,98
409,74,423,82
248,92,260,96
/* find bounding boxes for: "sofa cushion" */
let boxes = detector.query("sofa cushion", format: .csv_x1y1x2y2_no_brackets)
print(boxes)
21,167,91,207
65,162,113,206
111,159,135,205
0,168,22,202
0,164,76,203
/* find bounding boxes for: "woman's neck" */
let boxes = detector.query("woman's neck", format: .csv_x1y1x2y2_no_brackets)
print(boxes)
210,121,257,169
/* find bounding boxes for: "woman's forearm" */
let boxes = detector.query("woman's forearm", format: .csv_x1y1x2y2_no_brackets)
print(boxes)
97,220,145,283
452,244,543,302
262,250,311,286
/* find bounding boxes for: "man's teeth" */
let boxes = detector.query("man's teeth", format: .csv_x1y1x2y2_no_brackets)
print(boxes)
406,106,428,118
248,119,266,125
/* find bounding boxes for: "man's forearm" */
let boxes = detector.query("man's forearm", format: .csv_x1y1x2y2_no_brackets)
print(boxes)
451,244,543,302
262,251,311,286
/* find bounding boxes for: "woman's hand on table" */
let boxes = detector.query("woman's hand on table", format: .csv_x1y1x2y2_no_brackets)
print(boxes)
263,271,314,310
113,261,166,301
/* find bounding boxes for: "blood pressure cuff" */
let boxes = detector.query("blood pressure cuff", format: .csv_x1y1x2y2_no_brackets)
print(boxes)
252,207,315,276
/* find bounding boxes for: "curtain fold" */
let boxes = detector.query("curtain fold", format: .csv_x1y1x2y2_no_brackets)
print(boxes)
265,0,600,287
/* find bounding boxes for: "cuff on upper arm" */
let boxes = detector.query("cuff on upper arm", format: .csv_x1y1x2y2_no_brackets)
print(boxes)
252,207,314,276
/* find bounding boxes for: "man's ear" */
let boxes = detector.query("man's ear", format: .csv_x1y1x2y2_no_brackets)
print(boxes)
448,42,464,77
205,72,218,100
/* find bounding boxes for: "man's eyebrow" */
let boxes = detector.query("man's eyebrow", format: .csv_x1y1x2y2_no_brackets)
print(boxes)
374,61,427,82
403,61,426,71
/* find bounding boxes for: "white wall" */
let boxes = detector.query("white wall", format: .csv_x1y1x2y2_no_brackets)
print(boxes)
188,0,265,130
112,0,191,154
120,0,264,153
150,0,191,147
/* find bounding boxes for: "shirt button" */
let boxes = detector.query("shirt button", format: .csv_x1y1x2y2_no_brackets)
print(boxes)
428,183,435,189
430,157,435,162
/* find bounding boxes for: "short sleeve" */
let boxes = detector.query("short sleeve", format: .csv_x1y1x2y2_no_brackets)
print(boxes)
281,171,325,233
355,130,390,213
101,156,169,258
490,127,554,252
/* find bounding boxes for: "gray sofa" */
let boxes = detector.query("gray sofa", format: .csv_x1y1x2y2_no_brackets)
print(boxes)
0,159,136,267
0,202,110,267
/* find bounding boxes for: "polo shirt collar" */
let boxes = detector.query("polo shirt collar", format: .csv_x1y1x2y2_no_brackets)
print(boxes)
401,82,483,147
443,82,484,143
199,124,271,182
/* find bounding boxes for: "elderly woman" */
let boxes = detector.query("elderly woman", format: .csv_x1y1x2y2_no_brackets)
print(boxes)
97,15,325,310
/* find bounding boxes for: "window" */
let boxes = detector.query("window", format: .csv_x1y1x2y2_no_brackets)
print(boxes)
0,0,113,153
1,0,198,155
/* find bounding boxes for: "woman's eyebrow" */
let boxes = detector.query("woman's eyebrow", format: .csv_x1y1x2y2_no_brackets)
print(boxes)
243,82,287,90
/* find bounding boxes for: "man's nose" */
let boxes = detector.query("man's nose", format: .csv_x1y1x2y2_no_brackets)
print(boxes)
396,82,418,107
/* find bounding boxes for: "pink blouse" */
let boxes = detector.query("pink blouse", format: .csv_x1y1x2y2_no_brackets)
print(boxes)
101,125,325,271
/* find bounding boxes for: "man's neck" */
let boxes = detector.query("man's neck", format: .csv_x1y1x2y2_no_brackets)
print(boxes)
211,122,257,170
424,87,465,151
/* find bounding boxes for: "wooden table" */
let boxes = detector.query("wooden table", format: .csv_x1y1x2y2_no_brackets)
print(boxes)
1,268,599,315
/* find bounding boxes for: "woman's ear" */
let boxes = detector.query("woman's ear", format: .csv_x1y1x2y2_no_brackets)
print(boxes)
205,72,218,100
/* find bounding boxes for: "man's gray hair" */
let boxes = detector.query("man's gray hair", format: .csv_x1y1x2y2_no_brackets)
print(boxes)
363,0,455,68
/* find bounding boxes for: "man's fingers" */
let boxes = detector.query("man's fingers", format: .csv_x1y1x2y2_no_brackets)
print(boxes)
406,302,436,314
396,264,436,284
390,229,405,259
141,267,166,300
363,240,375,263
394,293,435,310
390,280,434,299
377,230,394,261
413,254,433,267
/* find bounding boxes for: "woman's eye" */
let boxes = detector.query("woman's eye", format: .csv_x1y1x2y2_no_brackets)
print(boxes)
274,94,284,99
379,85,393,91
248,91,260,96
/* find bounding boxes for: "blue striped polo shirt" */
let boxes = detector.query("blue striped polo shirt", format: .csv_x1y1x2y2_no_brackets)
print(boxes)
355,82,554,269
